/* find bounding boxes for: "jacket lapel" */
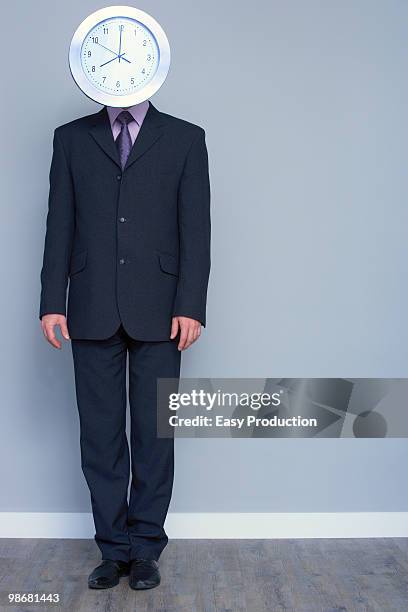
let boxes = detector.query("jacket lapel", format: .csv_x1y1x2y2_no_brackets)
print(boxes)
88,102,164,171
124,102,164,171
88,107,121,168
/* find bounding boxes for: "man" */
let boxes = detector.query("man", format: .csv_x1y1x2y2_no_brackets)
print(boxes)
39,100,211,590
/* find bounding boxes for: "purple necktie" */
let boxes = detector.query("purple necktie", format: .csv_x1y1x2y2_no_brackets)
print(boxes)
116,110,134,169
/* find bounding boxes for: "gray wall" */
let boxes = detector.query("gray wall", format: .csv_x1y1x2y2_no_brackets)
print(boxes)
1,0,408,513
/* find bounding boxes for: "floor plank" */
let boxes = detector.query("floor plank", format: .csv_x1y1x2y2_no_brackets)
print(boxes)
0,539,407,611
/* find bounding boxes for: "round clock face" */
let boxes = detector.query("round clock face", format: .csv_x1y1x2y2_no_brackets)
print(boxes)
69,6,170,107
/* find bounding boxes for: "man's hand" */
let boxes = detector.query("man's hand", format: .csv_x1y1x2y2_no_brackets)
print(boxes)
170,316,201,351
41,314,70,349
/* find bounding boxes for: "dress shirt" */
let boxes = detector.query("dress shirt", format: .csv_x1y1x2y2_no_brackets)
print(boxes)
106,100,150,145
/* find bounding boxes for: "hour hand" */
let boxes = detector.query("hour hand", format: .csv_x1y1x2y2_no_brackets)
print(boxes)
100,53,131,68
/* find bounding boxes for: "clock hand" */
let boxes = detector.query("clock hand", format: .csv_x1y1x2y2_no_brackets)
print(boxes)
115,28,132,65
100,53,126,67
96,41,119,56
99,53,131,67
118,26,123,63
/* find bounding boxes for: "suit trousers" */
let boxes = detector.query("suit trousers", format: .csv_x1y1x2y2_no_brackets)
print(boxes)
71,324,181,562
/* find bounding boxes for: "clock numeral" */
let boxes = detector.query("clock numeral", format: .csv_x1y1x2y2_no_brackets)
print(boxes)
91,36,99,43
92,66,96,72
142,40,147,46
134,29,137,36
131,78,135,85
119,25,124,31
147,54,151,61
87,51,92,57
141,68,145,74
102,76,107,83
116,81,120,88
103,27,108,34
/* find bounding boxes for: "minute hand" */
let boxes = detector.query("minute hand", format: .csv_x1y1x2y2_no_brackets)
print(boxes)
118,26,123,63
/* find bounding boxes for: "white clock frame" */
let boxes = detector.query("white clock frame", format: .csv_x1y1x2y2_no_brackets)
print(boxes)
69,6,171,107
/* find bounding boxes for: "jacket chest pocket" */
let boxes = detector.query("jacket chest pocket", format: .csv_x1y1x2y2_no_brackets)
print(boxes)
69,250,87,277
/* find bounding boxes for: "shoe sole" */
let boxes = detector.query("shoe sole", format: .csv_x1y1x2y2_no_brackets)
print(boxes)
129,579,161,591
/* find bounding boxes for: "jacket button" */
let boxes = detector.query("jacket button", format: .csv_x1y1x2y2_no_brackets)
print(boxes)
119,258,125,265
116,174,122,180
119,217,126,223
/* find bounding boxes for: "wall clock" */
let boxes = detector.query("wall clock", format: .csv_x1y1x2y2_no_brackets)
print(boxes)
69,6,171,107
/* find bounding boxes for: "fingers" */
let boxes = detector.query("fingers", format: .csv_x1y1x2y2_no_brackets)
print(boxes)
60,319,70,341
41,315,70,349
176,317,202,351
178,321,189,351
43,322,61,349
186,325,196,349
170,317,179,339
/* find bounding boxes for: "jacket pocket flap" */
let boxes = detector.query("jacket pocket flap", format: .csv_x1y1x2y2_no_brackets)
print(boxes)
158,253,179,276
69,250,87,276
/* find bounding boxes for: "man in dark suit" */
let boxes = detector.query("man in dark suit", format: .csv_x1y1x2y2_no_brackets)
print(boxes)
39,100,211,590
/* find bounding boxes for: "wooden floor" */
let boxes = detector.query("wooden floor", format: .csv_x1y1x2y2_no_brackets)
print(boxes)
1,538,408,611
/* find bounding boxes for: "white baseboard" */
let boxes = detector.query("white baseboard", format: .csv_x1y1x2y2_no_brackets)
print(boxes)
1,512,408,539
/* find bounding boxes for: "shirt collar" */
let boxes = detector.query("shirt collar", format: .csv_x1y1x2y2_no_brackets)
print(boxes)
106,100,150,128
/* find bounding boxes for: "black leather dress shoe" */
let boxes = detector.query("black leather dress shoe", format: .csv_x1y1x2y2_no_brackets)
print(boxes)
129,559,160,590
88,560,130,589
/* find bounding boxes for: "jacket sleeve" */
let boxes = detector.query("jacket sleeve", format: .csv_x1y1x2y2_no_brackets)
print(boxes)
39,129,75,319
173,128,211,326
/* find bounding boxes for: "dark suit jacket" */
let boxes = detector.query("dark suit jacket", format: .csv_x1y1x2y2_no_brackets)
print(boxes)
39,102,211,341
